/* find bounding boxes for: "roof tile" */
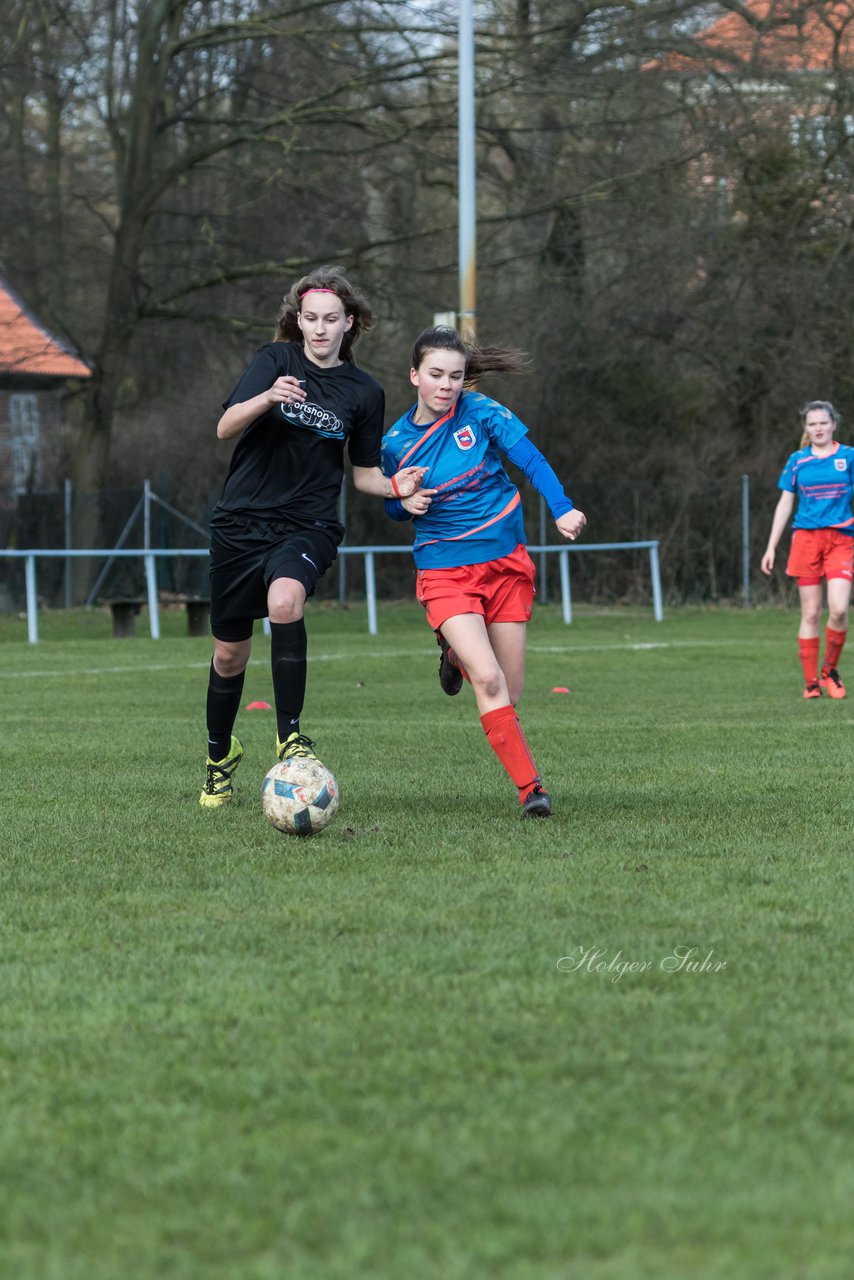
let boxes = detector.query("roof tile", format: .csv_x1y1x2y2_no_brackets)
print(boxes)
0,275,91,378
649,1,854,75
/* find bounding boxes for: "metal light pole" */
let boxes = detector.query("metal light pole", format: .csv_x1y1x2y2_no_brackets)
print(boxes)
458,0,476,340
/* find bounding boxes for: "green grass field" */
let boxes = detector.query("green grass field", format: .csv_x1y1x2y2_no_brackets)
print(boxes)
3,601,853,1279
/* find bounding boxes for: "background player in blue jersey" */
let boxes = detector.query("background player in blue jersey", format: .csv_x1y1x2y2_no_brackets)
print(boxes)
382,326,586,818
200,267,426,807
761,400,854,699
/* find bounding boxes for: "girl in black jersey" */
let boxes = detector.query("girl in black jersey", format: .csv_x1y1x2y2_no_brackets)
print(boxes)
200,266,426,808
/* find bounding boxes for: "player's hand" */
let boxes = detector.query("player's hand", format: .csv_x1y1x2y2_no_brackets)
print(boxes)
760,549,775,575
267,376,307,407
403,488,436,516
392,466,429,498
555,509,586,541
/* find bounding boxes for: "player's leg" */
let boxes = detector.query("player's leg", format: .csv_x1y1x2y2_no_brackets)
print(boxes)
208,635,252,757
797,581,823,697
487,620,527,707
201,632,251,807
266,574,317,760
788,531,824,697
417,565,467,695
438,612,510,713
440,612,547,818
486,619,550,817
436,629,465,695
484,549,549,816
420,555,548,817
819,574,852,698
202,515,269,805
265,527,338,762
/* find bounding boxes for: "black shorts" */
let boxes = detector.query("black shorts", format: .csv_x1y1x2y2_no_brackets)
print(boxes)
209,512,340,641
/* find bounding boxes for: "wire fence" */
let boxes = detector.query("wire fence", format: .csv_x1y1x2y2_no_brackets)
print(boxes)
0,473,796,615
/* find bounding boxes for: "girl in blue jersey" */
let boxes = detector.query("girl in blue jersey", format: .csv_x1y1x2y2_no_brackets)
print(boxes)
382,326,586,818
761,400,854,699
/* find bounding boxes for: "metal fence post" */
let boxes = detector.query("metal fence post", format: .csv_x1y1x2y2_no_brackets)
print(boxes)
26,555,38,644
559,549,572,624
365,551,378,636
649,542,664,622
144,554,160,639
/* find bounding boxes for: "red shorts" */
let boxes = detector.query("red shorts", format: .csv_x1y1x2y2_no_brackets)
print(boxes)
416,544,536,631
786,528,854,586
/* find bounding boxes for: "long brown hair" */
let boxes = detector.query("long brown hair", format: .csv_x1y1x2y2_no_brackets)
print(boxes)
275,265,374,364
410,326,531,388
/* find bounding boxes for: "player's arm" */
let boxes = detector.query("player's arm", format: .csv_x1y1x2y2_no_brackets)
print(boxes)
352,465,432,499
761,490,795,574
217,376,306,439
503,437,586,540
351,391,430,498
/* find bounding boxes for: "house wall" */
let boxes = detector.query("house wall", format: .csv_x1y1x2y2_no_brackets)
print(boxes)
0,380,64,498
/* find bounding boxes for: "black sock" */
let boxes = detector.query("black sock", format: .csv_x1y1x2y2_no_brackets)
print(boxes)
271,619,307,743
206,660,245,761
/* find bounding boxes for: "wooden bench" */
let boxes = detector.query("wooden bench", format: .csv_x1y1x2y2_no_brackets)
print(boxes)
106,597,146,638
105,596,210,637
181,597,211,637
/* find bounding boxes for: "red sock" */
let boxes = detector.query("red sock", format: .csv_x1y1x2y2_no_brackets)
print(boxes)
822,627,847,675
480,705,540,801
799,637,819,686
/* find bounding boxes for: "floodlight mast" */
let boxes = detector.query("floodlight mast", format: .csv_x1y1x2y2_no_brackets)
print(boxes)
458,0,476,341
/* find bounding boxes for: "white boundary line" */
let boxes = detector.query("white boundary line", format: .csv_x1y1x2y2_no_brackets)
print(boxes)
1,637,766,680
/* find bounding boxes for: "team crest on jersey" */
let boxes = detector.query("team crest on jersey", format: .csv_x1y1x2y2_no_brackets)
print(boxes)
835,458,847,471
453,425,476,451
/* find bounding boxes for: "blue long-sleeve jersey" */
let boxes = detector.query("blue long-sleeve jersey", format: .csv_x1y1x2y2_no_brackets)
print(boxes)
382,390,573,570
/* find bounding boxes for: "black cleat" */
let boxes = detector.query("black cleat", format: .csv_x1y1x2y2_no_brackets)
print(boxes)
437,633,463,696
521,784,552,818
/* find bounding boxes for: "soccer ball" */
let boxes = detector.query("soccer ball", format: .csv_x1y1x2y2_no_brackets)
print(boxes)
261,758,339,836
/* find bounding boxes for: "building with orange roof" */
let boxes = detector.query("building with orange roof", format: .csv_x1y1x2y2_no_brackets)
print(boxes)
649,0,854,76
643,1,854,217
0,273,90,497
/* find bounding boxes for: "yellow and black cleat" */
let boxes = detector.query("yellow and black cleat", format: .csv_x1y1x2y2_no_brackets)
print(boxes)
199,736,244,808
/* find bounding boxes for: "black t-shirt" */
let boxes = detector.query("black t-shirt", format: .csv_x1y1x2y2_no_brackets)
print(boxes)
214,342,384,529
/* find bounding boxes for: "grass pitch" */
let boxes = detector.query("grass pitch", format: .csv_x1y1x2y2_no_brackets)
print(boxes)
2,601,853,1279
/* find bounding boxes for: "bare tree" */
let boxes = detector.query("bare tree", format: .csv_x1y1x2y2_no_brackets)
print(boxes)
0,0,456,565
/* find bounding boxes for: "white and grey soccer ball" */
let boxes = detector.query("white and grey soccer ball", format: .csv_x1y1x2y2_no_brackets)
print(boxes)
261,758,339,836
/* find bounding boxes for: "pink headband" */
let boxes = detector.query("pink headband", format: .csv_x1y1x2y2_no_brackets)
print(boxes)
299,287,340,297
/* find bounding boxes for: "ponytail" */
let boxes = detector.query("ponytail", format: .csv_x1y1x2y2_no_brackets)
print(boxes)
410,326,531,387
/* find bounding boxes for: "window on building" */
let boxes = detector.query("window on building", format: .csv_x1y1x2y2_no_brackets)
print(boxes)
9,393,41,494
